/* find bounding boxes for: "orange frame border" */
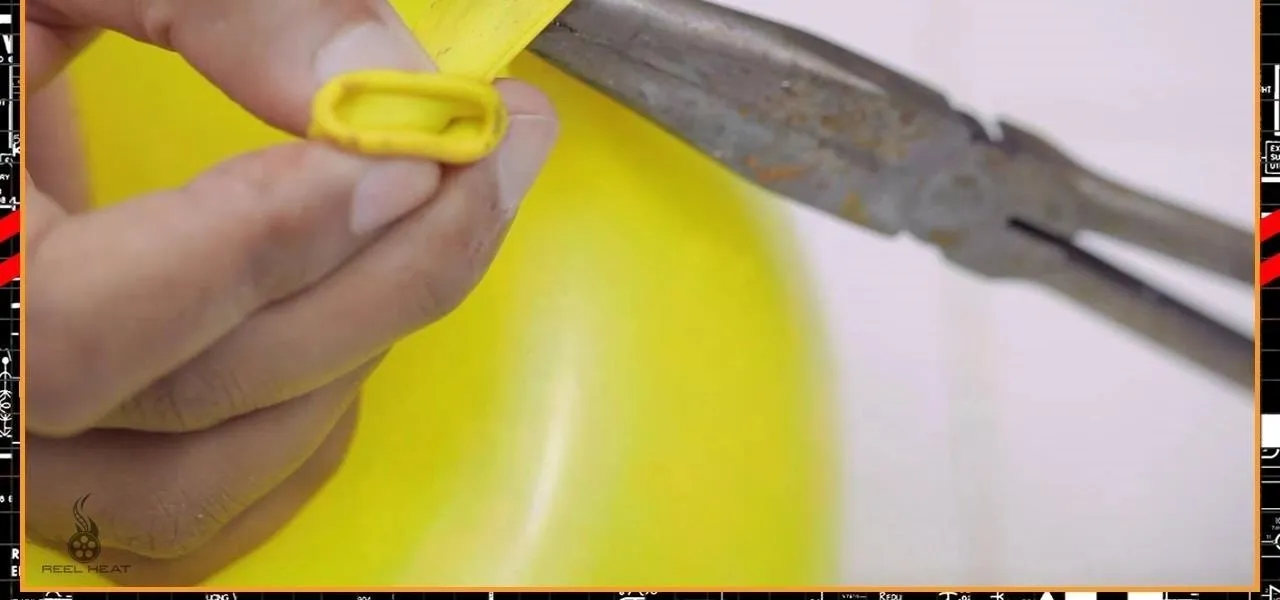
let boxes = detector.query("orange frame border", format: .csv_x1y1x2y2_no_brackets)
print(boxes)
14,0,1268,592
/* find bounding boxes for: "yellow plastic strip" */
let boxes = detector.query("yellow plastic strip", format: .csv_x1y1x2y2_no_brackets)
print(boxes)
412,1,575,82
308,0,574,163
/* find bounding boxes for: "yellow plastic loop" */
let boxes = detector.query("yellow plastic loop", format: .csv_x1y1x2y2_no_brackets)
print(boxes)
309,0,575,163
308,70,507,164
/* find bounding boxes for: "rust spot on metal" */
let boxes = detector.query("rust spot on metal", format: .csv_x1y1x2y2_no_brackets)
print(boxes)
981,145,1011,166
850,133,879,152
927,231,962,249
841,192,870,225
785,113,810,127
819,108,868,132
745,155,813,184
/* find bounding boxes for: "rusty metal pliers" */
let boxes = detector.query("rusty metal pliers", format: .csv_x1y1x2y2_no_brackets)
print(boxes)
528,0,1255,394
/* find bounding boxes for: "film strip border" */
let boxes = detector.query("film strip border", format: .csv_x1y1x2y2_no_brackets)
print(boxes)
1,0,16,590
1262,0,1280,414
0,589,1267,599
1266,0,1280,590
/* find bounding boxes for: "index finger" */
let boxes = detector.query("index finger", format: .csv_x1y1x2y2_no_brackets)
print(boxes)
30,0,434,134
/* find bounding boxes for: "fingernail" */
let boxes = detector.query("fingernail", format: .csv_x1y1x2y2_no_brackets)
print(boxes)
314,21,435,87
497,116,559,219
350,161,439,235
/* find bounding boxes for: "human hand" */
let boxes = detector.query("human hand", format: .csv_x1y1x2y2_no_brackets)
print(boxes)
25,0,558,585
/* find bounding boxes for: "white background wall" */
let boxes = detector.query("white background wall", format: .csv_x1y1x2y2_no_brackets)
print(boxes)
714,0,1256,587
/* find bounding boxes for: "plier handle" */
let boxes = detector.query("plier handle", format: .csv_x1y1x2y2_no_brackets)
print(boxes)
530,0,1255,393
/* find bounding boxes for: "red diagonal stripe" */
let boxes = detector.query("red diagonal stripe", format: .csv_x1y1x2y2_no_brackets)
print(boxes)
1264,211,1280,242
0,254,18,284
0,209,19,243
1263,255,1280,287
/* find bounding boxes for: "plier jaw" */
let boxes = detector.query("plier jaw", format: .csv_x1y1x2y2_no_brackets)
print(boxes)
531,0,1255,393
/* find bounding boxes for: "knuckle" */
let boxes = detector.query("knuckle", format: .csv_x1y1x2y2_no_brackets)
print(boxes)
121,377,196,432
193,146,324,301
123,488,239,558
178,365,255,429
28,320,114,436
25,374,92,437
397,243,485,323
132,366,253,432
243,222,314,303
134,0,180,49
104,390,177,432
399,268,456,326
399,199,504,324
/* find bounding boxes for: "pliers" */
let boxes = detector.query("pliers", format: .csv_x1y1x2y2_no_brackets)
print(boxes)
528,0,1255,394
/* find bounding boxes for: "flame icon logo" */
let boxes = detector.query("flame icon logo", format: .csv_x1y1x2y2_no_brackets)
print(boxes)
65,494,101,563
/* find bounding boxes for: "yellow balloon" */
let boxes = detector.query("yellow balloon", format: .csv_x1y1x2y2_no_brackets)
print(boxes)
28,2,839,586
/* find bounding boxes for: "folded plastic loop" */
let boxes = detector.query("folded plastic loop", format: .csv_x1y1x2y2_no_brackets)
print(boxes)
308,0,574,163
309,71,507,164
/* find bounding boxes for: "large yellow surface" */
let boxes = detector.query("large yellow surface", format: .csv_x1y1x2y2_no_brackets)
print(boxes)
26,0,840,586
